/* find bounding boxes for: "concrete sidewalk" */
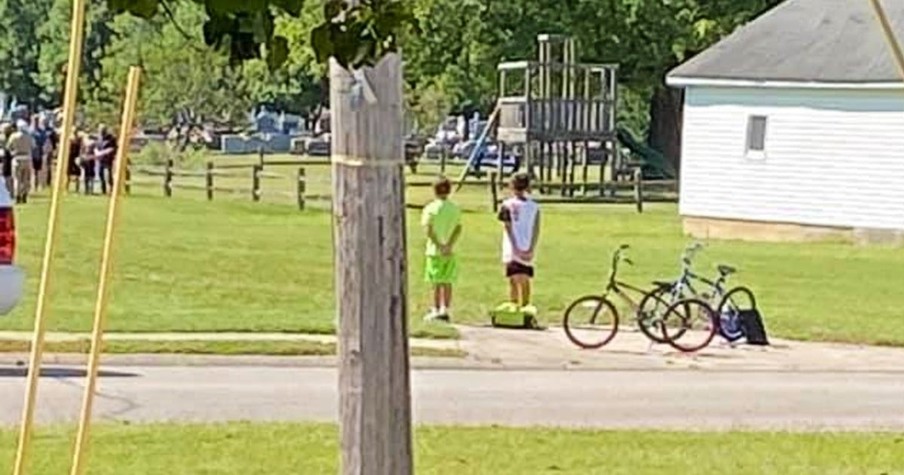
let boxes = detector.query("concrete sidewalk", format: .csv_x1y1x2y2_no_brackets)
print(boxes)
2,326,904,373
457,325,904,373
0,330,462,351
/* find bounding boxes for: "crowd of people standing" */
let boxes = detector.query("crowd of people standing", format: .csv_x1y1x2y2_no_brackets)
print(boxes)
1,113,117,203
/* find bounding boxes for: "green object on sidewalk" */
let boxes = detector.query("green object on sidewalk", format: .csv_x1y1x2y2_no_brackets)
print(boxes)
489,302,539,329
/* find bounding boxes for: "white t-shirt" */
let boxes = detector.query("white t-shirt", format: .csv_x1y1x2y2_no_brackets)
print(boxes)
498,196,539,264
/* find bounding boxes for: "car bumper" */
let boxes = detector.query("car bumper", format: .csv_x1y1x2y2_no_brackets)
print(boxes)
0,265,25,316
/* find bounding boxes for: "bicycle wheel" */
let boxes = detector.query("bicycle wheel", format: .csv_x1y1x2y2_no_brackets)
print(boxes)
661,298,717,353
636,286,669,343
717,286,756,343
637,284,689,343
563,295,619,349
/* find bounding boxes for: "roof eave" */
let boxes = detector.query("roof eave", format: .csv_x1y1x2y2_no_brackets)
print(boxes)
666,76,904,90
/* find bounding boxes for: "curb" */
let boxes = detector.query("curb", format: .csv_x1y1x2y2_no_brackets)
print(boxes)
3,353,904,374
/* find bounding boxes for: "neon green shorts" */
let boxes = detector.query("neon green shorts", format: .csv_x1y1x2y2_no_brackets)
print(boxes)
425,255,459,284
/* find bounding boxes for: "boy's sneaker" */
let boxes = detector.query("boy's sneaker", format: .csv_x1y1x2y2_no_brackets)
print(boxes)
438,307,452,322
521,304,538,317
424,309,450,323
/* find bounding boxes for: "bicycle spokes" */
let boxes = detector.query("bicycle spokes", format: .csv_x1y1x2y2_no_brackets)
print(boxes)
662,299,717,352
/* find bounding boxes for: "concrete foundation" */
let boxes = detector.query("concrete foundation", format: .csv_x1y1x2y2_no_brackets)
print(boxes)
682,216,904,246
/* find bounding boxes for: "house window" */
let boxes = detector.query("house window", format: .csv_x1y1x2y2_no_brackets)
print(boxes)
746,115,768,158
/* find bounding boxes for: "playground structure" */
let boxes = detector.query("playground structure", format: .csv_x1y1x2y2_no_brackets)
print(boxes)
498,34,618,195
460,34,676,205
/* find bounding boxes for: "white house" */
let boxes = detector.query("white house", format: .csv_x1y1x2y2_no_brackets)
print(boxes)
667,0,904,244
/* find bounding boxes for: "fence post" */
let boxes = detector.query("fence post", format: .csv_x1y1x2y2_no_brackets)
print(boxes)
258,146,265,168
297,167,306,211
206,161,214,201
252,164,262,202
489,171,499,213
440,150,447,175
497,142,505,180
124,160,131,195
634,167,644,214
164,158,173,197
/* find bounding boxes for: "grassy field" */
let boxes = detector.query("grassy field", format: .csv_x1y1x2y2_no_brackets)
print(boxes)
4,157,904,346
0,423,901,474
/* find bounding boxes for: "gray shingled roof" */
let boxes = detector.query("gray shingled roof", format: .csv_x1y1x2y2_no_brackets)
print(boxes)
668,0,904,84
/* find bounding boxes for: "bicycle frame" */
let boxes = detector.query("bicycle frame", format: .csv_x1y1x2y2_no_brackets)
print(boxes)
666,243,731,304
602,247,656,317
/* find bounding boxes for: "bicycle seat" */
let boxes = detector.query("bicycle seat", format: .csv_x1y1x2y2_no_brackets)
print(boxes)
717,264,737,276
651,280,674,290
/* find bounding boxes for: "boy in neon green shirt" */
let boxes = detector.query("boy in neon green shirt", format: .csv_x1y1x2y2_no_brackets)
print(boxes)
421,176,462,321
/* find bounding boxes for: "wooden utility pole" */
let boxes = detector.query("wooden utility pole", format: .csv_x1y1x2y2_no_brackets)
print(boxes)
329,47,413,475
869,0,904,80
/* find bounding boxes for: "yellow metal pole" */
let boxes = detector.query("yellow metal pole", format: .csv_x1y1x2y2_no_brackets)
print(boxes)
12,0,87,473
68,66,142,475
869,0,904,80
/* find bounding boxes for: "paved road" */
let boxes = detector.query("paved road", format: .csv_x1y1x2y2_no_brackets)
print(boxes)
2,365,904,430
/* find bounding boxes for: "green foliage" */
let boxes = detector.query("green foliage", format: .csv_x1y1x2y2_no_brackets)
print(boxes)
100,3,252,128
0,0,53,106
0,0,784,137
36,0,116,107
243,2,327,116
310,0,416,69
131,141,208,169
107,0,415,71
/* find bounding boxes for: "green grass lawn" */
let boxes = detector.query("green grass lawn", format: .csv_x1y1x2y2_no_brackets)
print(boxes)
1,423,901,474
5,163,904,346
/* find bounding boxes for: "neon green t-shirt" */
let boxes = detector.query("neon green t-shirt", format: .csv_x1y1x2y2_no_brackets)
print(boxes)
421,199,461,256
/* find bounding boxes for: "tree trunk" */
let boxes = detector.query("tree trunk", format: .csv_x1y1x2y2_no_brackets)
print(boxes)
330,52,414,475
648,86,684,176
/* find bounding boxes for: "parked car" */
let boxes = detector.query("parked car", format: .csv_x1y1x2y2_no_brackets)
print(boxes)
0,179,24,316
304,134,331,156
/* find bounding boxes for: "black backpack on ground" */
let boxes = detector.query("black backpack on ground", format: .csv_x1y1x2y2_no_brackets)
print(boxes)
739,309,769,346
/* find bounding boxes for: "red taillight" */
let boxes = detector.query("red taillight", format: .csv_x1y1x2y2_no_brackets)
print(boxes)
0,208,14,265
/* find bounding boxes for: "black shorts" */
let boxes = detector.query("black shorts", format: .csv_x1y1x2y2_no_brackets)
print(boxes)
32,157,43,171
505,261,534,278
82,161,96,179
68,158,81,176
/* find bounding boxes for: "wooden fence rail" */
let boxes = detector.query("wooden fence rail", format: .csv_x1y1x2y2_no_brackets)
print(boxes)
125,160,309,210
124,156,676,214
489,168,675,214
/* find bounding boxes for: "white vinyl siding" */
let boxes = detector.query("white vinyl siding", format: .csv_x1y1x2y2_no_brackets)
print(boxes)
679,86,904,230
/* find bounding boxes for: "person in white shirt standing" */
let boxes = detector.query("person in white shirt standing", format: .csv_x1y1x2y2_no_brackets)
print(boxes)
496,172,541,316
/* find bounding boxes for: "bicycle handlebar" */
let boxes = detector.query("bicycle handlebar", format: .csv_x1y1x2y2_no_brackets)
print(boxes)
608,244,632,286
681,242,704,264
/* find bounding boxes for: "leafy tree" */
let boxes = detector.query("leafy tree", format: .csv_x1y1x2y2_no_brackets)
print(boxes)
403,0,568,127
36,0,116,107
109,0,415,70
99,3,251,129
0,0,53,108
242,2,326,120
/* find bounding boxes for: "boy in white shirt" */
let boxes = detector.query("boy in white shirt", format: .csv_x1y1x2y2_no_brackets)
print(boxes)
496,172,541,316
